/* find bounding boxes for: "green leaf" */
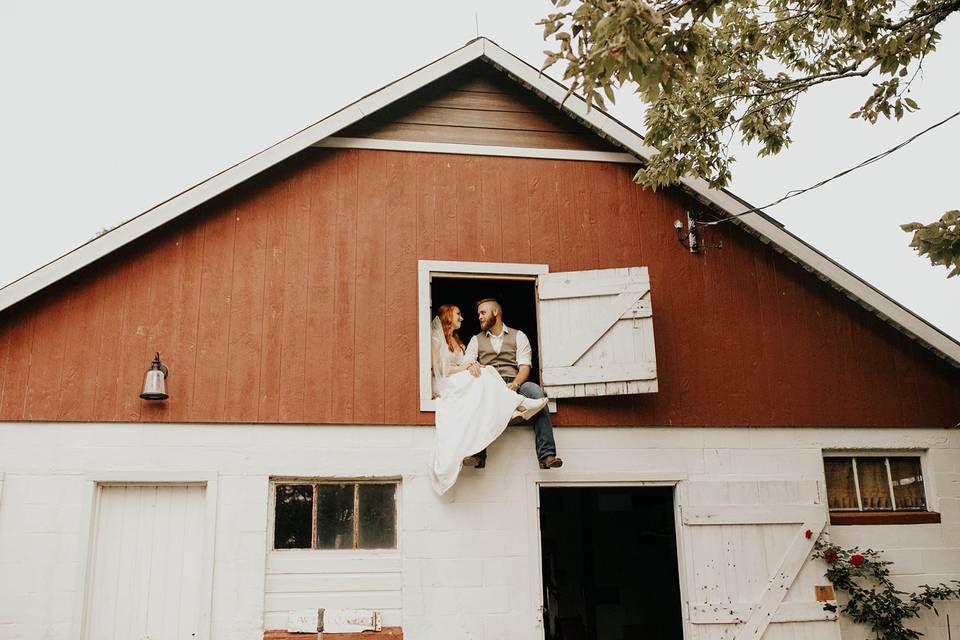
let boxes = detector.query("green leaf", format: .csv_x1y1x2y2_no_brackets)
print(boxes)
539,0,959,277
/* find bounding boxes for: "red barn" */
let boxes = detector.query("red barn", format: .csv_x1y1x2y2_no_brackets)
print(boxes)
0,38,957,640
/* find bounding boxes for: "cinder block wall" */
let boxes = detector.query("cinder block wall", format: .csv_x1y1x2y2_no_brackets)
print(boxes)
0,424,957,640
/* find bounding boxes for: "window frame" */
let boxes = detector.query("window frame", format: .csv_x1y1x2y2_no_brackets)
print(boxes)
821,451,940,525
269,478,401,552
418,260,549,412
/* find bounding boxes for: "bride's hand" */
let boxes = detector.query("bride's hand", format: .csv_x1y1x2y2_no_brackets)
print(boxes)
467,363,481,377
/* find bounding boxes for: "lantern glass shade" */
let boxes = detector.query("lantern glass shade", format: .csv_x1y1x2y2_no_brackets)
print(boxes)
140,354,169,400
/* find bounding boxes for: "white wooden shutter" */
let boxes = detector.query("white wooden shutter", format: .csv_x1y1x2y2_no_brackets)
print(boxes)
678,480,840,640
537,267,656,398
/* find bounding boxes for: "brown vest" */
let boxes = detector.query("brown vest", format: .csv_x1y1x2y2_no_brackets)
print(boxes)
476,328,519,378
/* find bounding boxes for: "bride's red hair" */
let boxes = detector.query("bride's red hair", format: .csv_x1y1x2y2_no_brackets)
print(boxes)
437,304,465,353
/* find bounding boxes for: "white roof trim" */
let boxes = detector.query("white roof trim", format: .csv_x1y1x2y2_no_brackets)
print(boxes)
1,37,957,366
316,137,641,163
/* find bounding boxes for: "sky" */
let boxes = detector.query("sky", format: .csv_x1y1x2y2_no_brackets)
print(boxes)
1,2,958,340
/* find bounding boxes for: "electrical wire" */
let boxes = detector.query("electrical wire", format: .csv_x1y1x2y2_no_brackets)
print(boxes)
696,108,960,226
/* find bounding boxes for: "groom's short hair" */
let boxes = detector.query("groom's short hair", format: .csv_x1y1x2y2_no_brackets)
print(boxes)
475,298,501,313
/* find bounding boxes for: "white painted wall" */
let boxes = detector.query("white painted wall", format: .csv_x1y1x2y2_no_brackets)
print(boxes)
264,551,402,629
0,423,957,640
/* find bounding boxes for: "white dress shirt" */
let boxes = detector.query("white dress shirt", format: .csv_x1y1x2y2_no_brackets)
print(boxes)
464,325,533,367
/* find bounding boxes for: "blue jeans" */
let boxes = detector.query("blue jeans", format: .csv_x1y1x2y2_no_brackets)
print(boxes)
476,377,557,461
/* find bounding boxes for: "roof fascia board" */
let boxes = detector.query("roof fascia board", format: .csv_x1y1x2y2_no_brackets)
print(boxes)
0,40,486,315
481,40,960,365
354,39,485,116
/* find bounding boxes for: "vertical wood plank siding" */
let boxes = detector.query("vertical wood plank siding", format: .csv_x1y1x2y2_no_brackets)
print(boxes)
1,148,958,426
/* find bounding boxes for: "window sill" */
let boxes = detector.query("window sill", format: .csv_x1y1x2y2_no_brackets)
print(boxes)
268,548,400,555
265,627,402,640
830,511,941,525
421,398,558,414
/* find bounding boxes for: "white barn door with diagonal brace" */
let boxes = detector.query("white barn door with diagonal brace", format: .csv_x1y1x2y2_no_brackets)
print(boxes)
537,267,656,398
678,480,840,640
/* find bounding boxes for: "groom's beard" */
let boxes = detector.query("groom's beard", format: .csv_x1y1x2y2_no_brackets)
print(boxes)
479,316,494,331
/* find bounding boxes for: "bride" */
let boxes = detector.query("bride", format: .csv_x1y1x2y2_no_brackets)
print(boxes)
429,304,548,495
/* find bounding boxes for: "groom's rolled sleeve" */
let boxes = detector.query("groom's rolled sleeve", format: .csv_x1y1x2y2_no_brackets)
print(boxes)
463,335,479,364
516,330,533,367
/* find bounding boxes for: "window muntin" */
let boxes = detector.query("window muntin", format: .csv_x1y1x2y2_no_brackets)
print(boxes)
824,456,926,512
273,481,398,550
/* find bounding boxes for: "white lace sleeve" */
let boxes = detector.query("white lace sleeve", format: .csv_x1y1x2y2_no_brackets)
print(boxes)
431,317,453,397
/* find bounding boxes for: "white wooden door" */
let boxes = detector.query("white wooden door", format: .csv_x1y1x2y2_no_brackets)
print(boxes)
86,484,206,640
679,480,840,640
537,267,656,398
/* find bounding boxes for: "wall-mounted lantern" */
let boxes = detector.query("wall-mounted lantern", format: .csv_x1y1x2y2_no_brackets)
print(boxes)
139,352,169,400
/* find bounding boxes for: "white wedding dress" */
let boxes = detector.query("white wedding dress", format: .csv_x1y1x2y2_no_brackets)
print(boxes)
429,319,527,495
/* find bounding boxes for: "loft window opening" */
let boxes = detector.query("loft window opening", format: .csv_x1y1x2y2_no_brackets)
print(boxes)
430,273,541,386
417,260,658,412
417,261,549,412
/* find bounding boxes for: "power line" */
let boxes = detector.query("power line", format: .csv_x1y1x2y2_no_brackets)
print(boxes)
697,108,960,226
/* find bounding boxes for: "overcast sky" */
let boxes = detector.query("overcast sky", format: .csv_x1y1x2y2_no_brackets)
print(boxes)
1,2,957,340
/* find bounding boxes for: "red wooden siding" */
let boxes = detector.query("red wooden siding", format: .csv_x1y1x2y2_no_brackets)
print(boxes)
0,148,957,427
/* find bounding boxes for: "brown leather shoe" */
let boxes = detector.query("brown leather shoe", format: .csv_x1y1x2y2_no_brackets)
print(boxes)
462,455,486,469
538,455,563,469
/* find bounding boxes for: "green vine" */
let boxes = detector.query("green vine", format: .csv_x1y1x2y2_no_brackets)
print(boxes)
810,531,960,640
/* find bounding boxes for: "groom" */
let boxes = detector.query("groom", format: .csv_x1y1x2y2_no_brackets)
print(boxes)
461,298,563,470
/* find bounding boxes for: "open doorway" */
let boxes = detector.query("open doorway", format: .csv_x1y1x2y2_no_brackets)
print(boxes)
430,274,540,384
538,486,683,640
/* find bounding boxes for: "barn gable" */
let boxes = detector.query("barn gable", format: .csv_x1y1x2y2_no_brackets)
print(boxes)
0,38,956,367
0,39,957,428
335,60,620,153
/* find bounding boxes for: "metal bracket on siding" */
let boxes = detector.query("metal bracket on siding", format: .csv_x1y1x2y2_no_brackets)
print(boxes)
674,213,699,254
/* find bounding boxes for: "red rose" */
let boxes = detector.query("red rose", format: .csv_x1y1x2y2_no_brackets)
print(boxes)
824,548,839,563
805,529,813,539
850,554,865,567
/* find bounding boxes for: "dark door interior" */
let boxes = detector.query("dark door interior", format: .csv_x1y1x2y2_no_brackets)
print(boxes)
538,487,684,640
431,275,540,384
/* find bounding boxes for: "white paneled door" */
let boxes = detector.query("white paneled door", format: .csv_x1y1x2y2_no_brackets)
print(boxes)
86,484,206,640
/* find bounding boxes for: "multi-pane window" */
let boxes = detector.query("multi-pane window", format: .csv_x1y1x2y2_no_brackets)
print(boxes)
823,456,927,512
273,481,398,550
